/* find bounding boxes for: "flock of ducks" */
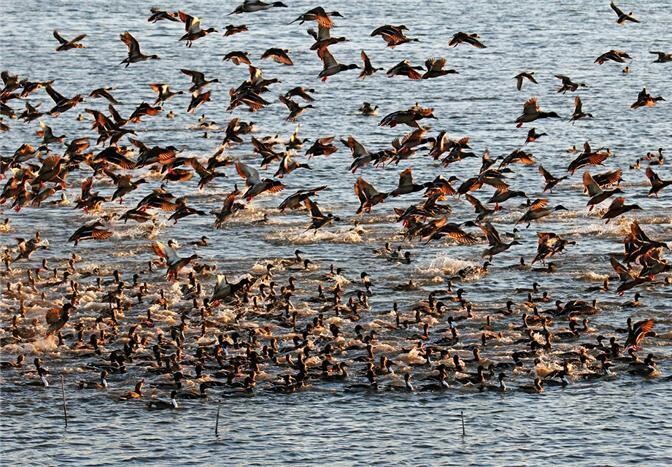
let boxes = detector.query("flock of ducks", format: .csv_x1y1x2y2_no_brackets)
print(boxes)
0,1,670,412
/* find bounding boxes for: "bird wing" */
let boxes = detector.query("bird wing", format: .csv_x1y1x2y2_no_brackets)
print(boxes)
645,167,662,185
426,57,446,71
180,68,204,83
464,194,486,211
235,161,261,185
610,1,624,16
398,168,413,189
538,165,554,182
53,30,68,44
630,220,652,244
361,50,373,68
523,97,539,115
530,198,549,210
582,172,603,196
279,95,299,112
608,197,625,210
45,307,62,325
45,85,66,104
120,31,140,54
152,241,179,264
303,198,323,218
480,222,502,245
319,47,338,69
574,96,583,113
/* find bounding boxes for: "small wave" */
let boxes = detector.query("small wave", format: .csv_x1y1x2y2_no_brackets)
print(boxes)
416,255,477,276
265,227,364,245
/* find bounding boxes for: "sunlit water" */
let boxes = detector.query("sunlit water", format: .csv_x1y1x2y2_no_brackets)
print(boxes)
1,0,671,464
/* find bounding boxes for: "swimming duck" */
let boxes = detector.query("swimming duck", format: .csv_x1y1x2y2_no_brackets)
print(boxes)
78,370,108,389
147,390,179,409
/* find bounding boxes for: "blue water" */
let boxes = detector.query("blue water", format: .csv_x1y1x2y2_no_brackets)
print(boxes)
1,0,671,465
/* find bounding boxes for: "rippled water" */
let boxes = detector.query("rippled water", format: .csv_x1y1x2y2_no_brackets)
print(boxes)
1,0,672,464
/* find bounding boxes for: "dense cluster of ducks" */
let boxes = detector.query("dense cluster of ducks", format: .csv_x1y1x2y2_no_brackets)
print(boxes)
0,2,670,411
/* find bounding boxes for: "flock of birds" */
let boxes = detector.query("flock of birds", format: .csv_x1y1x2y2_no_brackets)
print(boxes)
0,1,671,412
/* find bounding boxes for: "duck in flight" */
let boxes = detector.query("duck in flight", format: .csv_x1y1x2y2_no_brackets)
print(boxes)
609,1,640,24
53,30,86,51
515,97,560,127
230,1,287,15
119,31,159,67
317,47,359,81
178,11,217,47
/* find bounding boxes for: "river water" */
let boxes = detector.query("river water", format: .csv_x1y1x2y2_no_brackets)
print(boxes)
1,0,671,465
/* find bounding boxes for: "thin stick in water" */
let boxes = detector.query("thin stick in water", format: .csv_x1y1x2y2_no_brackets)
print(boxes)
215,403,221,437
460,410,465,437
61,374,68,428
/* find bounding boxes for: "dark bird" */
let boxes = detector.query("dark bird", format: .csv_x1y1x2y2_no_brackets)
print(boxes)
152,241,199,281
45,304,74,335
68,221,112,245
624,319,655,350
514,72,537,91
120,31,159,67
595,49,631,64
359,50,383,79
304,198,339,232
422,58,457,79
570,96,592,123
515,97,560,127
610,1,640,24
354,177,388,214
631,88,665,109
53,30,86,51
555,74,586,94
180,69,219,92
583,171,622,210
449,32,486,48
261,48,293,65
291,7,342,28
178,11,217,47
317,48,359,81
230,1,287,15
601,197,642,223
650,51,672,63
517,199,567,228
645,167,672,196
